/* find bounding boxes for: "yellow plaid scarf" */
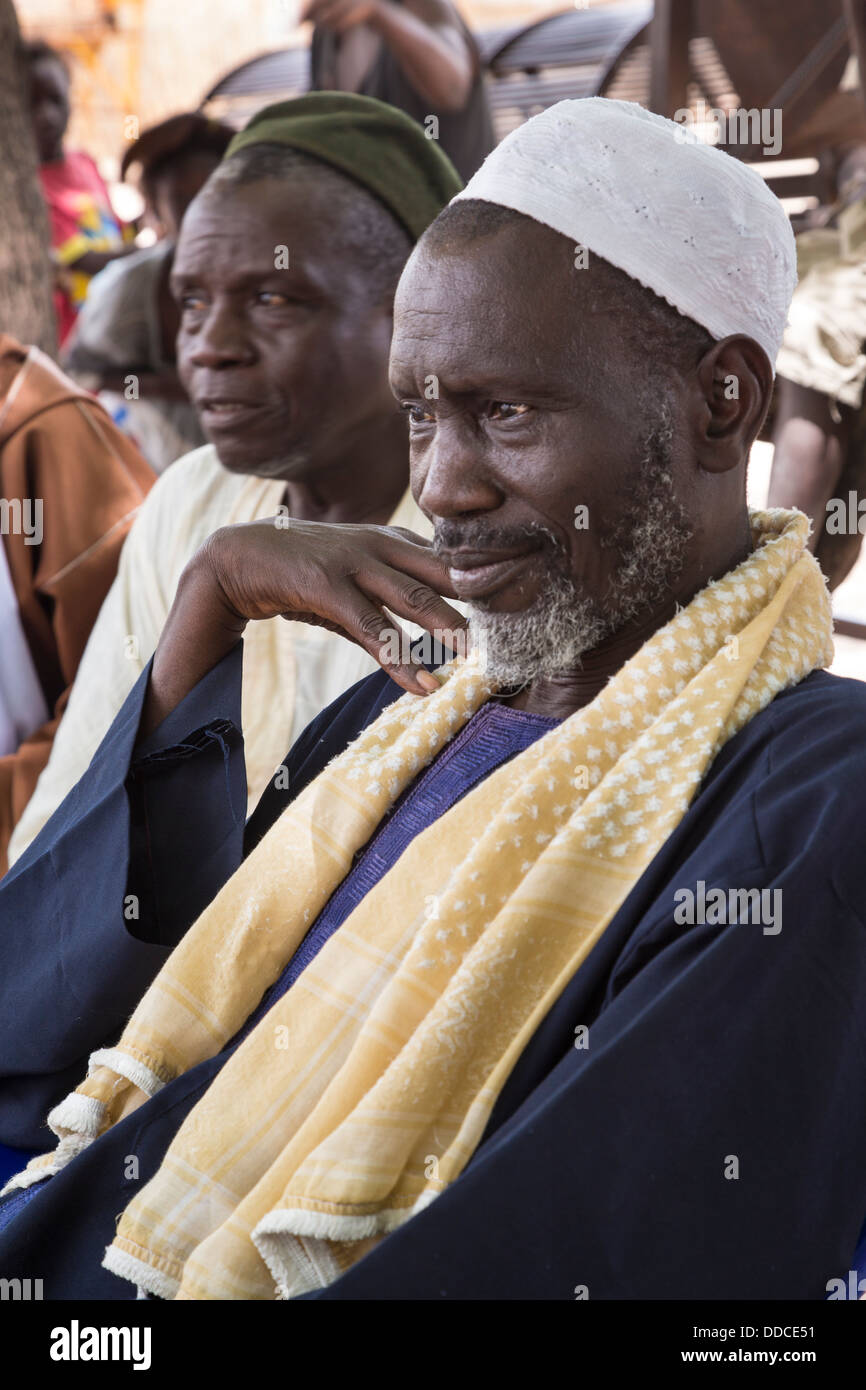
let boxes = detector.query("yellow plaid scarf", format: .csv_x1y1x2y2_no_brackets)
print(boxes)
15,511,833,1299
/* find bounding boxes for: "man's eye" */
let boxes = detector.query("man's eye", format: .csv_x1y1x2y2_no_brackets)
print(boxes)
402,403,435,427
180,294,206,312
488,402,531,421
256,291,291,307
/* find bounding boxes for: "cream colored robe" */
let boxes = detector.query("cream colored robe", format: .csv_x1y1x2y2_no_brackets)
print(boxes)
9,443,431,865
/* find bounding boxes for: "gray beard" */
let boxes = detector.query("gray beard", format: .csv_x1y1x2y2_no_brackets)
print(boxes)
466,401,693,685
468,571,608,684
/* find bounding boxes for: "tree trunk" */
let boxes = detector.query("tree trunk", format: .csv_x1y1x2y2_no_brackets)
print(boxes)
0,0,57,355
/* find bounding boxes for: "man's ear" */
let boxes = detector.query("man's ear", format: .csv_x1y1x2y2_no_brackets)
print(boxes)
691,335,773,474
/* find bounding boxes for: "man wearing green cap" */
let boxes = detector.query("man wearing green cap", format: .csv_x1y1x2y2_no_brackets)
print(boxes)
7,94,462,871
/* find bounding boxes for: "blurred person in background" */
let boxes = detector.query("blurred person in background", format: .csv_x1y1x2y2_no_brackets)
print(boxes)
306,0,494,180
121,112,237,243
769,143,866,588
63,115,235,474
0,335,153,875
23,40,133,346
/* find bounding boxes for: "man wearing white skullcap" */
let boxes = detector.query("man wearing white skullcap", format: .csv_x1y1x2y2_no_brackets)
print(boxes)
3,99,866,1305
452,97,797,368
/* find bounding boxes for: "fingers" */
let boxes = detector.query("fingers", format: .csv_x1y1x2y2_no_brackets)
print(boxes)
204,519,468,692
374,529,462,600
362,561,468,651
337,590,441,695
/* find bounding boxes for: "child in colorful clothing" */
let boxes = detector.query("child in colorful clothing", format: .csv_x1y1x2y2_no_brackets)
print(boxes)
24,40,133,345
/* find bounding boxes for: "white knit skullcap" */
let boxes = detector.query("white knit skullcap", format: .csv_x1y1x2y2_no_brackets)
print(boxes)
452,98,796,369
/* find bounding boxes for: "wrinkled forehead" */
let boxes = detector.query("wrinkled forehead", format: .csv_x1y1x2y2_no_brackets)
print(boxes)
174,176,345,276
390,225,613,392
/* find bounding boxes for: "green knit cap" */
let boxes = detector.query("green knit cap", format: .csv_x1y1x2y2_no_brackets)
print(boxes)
224,93,463,241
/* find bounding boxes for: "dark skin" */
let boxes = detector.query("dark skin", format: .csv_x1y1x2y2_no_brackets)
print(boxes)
139,170,427,736
29,55,69,164
170,175,409,515
767,142,866,585
142,217,772,735
28,55,134,276
300,0,475,110
391,226,767,718
148,151,225,242
768,378,852,573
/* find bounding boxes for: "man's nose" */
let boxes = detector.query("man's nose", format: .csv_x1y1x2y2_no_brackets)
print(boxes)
414,419,503,519
186,302,255,369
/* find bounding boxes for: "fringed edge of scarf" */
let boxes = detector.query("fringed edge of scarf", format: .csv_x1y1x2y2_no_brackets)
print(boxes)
1,1049,167,1196
102,1244,179,1301
0,1130,94,1195
0,1089,106,1194
251,1187,442,1298
100,1190,442,1300
88,1047,168,1097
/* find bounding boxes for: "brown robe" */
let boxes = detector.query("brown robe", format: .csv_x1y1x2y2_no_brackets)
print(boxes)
0,334,154,874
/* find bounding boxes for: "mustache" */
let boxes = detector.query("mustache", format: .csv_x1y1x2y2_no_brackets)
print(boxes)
432,519,565,557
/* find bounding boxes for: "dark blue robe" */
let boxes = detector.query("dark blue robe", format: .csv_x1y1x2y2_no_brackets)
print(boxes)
2,645,866,1298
